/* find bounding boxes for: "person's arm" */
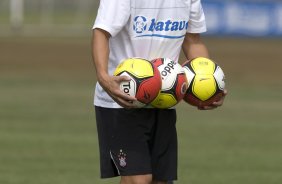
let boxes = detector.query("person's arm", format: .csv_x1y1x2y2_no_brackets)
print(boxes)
182,33,209,59
182,33,227,110
92,28,137,108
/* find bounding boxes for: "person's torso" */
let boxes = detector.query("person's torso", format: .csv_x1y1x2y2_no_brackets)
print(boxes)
96,0,193,108
109,0,192,71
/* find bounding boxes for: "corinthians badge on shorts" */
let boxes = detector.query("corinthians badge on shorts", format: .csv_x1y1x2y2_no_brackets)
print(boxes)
118,149,127,167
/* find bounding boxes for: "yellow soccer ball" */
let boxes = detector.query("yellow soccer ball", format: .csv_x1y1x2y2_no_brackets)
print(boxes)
114,58,162,107
182,57,225,108
150,58,188,109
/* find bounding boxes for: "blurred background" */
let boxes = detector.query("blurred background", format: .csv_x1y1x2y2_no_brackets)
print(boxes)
0,0,282,184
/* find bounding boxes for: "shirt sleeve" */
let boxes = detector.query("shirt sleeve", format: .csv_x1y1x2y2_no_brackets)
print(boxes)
187,0,207,33
93,0,131,37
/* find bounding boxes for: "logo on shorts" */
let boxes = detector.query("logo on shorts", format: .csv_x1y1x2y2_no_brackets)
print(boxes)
118,149,127,167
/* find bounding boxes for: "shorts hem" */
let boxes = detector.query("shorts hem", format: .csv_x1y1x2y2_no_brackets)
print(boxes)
101,171,153,179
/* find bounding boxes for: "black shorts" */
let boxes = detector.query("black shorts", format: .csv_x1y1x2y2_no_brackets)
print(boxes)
95,106,177,181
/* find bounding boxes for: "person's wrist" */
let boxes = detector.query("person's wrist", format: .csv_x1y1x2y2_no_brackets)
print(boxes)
97,72,110,86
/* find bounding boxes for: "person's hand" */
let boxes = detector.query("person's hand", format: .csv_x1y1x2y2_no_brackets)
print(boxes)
99,74,137,108
198,89,228,110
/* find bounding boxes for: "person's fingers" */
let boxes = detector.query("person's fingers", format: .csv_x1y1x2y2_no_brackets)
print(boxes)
212,99,223,107
113,95,137,108
108,86,137,108
198,105,217,110
223,89,228,96
115,75,131,83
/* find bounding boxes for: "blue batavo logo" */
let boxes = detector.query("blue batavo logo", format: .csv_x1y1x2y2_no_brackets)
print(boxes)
133,16,147,34
133,16,188,39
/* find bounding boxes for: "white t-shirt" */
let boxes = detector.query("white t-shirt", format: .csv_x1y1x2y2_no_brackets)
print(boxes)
93,0,206,108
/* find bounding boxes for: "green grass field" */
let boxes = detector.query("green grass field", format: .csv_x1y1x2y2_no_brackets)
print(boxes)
1,36,282,184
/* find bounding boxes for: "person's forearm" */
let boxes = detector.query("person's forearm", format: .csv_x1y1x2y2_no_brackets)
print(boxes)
92,28,111,84
182,33,209,61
